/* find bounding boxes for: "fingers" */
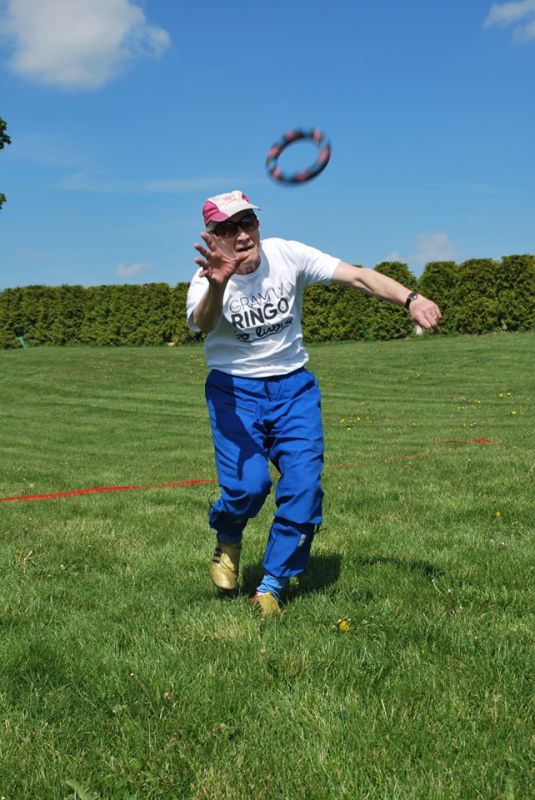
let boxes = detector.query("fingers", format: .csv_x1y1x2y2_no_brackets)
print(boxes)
194,257,209,276
200,231,214,246
193,241,211,260
427,304,442,329
194,234,218,276
193,231,249,284
411,299,442,330
422,309,441,329
194,232,218,257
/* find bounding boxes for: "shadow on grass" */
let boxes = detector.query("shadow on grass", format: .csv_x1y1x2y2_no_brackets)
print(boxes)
240,553,342,599
212,553,442,607
349,554,444,579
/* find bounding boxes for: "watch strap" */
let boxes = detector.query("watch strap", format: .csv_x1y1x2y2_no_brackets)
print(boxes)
404,291,419,309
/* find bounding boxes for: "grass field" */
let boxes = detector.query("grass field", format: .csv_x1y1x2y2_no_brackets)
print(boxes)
0,333,534,800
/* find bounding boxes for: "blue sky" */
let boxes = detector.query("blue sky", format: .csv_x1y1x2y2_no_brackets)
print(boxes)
0,0,534,290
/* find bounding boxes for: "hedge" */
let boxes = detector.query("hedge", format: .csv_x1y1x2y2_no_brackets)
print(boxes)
1,254,534,348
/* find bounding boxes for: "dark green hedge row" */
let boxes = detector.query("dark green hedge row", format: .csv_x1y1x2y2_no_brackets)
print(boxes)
1,254,534,348
0,283,194,348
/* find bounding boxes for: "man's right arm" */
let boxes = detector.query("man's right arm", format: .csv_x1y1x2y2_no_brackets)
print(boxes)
191,231,249,333
191,282,227,334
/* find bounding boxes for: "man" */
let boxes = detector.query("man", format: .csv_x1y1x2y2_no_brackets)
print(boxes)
187,190,441,616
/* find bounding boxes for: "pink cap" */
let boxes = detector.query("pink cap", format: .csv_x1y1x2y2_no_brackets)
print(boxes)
202,190,260,229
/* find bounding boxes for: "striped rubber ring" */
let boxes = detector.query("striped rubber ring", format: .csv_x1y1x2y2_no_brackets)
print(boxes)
266,128,331,184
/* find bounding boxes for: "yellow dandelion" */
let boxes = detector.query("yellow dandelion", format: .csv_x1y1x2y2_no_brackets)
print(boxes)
337,617,351,632
511,410,517,416
495,511,501,518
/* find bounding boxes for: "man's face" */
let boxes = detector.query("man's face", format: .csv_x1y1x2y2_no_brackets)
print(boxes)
211,211,261,272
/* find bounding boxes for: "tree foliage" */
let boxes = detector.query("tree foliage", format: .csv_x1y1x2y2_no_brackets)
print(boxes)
0,254,534,348
454,258,500,335
418,261,459,334
368,262,415,340
0,283,197,348
495,254,535,332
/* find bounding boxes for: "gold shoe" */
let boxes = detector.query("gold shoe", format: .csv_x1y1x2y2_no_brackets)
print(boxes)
210,541,242,591
252,592,282,617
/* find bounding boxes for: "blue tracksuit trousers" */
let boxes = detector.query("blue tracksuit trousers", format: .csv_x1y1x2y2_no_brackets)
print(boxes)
205,367,324,579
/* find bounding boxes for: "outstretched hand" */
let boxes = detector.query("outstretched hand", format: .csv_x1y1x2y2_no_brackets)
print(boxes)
193,232,249,287
409,295,442,331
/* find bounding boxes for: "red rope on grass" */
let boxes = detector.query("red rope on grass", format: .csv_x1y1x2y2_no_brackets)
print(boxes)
0,439,498,505
436,437,498,445
0,478,216,504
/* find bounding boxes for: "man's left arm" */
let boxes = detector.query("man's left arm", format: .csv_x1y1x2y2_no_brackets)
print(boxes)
331,262,441,331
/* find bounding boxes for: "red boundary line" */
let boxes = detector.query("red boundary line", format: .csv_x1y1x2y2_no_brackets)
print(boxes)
0,439,498,505
0,478,216,504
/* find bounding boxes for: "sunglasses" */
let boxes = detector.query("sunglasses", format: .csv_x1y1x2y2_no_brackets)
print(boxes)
212,214,259,239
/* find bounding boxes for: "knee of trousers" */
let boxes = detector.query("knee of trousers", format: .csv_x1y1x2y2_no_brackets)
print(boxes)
209,478,272,531
275,481,324,526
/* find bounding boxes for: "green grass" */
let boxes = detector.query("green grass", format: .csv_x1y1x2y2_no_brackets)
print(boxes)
0,333,534,800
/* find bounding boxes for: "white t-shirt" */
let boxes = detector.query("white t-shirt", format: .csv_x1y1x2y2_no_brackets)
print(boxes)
186,238,340,377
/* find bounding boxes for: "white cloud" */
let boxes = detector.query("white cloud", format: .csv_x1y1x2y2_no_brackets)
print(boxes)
0,0,171,89
11,133,89,168
116,262,152,278
517,16,535,37
58,172,261,193
383,233,458,272
413,232,457,266
484,1,535,40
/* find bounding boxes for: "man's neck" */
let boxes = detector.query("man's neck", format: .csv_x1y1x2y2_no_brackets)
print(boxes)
235,258,261,276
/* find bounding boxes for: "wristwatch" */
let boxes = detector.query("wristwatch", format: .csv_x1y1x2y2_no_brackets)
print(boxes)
404,291,419,309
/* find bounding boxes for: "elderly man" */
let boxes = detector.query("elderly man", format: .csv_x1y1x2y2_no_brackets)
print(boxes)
187,190,441,616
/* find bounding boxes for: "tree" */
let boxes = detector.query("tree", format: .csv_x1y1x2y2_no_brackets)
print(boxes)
495,254,535,332
454,258,500,335
369,261,416,340
1,118,12,210
418,261,459,334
